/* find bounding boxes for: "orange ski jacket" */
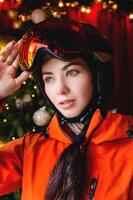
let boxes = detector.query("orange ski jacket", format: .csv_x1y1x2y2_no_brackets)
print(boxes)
0,109,133,200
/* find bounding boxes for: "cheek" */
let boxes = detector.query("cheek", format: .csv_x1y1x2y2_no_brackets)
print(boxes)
84,79,93,96
45,86,54,101
45,85,58,105
76,75,93,98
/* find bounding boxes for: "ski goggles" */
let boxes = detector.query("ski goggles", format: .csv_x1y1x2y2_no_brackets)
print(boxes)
19,19,113,72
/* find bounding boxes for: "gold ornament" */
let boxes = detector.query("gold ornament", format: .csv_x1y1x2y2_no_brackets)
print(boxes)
23,94,33,105
15,98,23,109
31,8,48,24
33,106,51,126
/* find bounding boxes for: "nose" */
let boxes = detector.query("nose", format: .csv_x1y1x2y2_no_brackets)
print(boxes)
56,79,70,95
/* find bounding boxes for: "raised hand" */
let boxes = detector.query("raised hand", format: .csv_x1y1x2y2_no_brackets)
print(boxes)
0,40,30,99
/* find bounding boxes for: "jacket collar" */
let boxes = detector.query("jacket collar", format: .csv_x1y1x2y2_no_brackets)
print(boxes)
47,109,103,144
47,109,133,145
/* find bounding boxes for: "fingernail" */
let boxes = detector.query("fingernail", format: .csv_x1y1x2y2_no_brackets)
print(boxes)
7,41,15,47
10,40,16,45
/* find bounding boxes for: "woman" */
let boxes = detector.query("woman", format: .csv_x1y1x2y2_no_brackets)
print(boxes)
0,18,133,200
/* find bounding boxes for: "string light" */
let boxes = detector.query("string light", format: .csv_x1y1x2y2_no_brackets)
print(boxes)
19,14,27,22
81,6,86,13
34,85,38,90
58,0,64,8
16,0,22,4
129,13,133,22
112,4,118,10
23,81,26,85
70,1,79,8
108,0,114,4
86,7,91,14
12,136,16,140
3,119,7,123
0,0,132,27
129,13,133,19
66,2,70,7
102,2,108,10
71,3,76,8
32,94,35,98
32,127,36,132
4,103,9,110
52,11,58,17
12,20,22,29
73,1,79,6
7,9,18,20
45,1,51,7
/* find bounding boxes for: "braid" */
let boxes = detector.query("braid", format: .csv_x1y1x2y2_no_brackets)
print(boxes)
45,143,86,200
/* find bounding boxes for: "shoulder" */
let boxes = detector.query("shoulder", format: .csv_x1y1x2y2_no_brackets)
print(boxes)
101,112,133,152
0,132,49,152
105,111,133,124
104,112,133,134
93,112,133,145
92,112,133,166
23,131,50,147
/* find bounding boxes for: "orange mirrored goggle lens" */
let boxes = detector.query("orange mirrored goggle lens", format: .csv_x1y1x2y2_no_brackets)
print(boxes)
19,37,48,71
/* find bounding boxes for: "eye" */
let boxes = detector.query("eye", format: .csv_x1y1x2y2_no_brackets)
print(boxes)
66,69,79,76
44,77,54,83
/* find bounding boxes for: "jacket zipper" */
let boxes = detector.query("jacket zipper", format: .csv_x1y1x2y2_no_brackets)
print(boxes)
88,178,98,200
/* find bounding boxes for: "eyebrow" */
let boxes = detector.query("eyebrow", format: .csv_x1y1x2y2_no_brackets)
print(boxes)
43,62,80,75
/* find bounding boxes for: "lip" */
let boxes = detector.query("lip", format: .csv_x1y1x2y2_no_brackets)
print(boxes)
59,99,75,109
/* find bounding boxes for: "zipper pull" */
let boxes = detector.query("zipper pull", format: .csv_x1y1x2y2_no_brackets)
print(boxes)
88,178,98,200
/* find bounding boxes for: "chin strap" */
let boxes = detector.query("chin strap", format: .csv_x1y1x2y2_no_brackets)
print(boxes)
97,96,107,118
58,95,107,144
59,96,106,124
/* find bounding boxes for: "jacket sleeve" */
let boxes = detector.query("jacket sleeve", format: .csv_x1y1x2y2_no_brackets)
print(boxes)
0,135,25,196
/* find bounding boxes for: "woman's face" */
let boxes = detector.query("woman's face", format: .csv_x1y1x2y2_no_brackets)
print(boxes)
42,57,93,118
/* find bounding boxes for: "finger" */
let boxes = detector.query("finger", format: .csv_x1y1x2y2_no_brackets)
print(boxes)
0,41,16,63
6,55,21,77
11,54,20,70
6,65,18,77
6,40,22,65
15,71,30,89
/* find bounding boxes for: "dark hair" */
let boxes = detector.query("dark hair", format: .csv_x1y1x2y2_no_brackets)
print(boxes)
45,143,86,200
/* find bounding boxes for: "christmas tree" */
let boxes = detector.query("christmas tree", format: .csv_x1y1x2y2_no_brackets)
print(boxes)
0,75,53,141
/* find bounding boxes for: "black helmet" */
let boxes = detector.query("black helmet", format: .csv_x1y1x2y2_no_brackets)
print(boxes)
19,18,114,120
